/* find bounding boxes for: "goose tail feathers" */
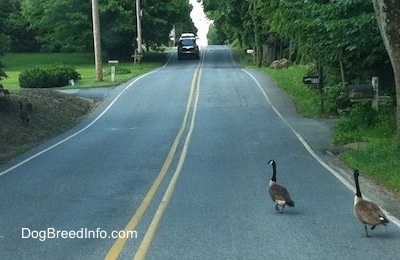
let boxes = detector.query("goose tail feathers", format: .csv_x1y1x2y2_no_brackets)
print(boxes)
380,216,389,225
287,200,295,207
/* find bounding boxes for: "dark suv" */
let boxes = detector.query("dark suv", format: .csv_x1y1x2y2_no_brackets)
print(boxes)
177,37,200,60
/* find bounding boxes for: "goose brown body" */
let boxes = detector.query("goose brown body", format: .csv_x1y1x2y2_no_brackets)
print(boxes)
353,169,389,237
268,160,294,213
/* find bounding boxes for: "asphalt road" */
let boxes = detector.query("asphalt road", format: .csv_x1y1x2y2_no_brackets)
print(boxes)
0,46,399,259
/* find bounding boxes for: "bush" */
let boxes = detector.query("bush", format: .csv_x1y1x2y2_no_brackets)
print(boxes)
19,64,80,88
346,102,379,128
323,83,351,115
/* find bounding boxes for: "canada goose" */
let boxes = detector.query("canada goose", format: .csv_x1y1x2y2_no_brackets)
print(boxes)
24,98,33,111
19,100,30,124
353,169,389,237
268,160,295,213
19,110,30,124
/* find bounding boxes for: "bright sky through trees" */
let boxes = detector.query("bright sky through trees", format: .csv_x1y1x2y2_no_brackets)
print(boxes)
189,0,211,46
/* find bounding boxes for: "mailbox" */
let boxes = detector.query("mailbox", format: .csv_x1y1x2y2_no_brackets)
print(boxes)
346,84,374,101
108,60,119,82
108,60,119,65
303,76,319,84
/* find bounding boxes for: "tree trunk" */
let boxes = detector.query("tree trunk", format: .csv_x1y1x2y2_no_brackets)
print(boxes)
91,0,103,82
372,0,400,144
274,41,283,60
251,0,262,67
256,45,263,67
338,56,346,90
263,44,276,66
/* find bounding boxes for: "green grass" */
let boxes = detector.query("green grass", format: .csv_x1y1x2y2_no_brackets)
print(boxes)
339,139,400,192
334,105,400,191
259,66,323,117
3,53,96,70
1,52,166,90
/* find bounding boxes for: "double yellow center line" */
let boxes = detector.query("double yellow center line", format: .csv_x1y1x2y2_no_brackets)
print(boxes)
105,55,204,259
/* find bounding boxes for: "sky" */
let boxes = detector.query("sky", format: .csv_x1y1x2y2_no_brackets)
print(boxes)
189,0,212,46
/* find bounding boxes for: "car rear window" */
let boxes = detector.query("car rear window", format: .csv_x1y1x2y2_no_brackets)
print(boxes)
179,39,196,46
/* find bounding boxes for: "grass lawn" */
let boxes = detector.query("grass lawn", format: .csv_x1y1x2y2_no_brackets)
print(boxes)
1,52,166,90
339,139,400,191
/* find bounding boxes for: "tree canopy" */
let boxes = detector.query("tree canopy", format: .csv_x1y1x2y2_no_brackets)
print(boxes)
0,0,11,80
204,0,400,144
0,0,193,58
204,0,390,84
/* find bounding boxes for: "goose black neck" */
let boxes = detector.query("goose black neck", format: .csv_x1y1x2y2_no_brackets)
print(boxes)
354,170,362,198
270,161,277,182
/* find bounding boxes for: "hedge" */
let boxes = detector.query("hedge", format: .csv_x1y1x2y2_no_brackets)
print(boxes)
19,64,80,88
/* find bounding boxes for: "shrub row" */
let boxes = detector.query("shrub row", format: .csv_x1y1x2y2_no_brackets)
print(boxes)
19,64,80,88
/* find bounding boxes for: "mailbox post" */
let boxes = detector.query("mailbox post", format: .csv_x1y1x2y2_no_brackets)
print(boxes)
246,49,255,64
108,60,119,82
302,66,325,113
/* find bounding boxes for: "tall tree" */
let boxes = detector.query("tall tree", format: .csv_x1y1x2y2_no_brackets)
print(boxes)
372,0,400,144
4,0,39,52
20,0,192,56
141,0,192,45
21,0,92,52
204,0,251,48
99,0,135,58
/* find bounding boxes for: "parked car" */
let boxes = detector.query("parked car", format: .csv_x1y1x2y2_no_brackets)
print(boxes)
177,37,200,60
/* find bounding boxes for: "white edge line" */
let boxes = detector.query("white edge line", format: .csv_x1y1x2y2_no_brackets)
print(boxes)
0,69,161,177
240,67,400,228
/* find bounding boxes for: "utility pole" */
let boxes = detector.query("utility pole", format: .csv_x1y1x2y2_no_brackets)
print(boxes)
91,0,103,81
136,0,143,56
